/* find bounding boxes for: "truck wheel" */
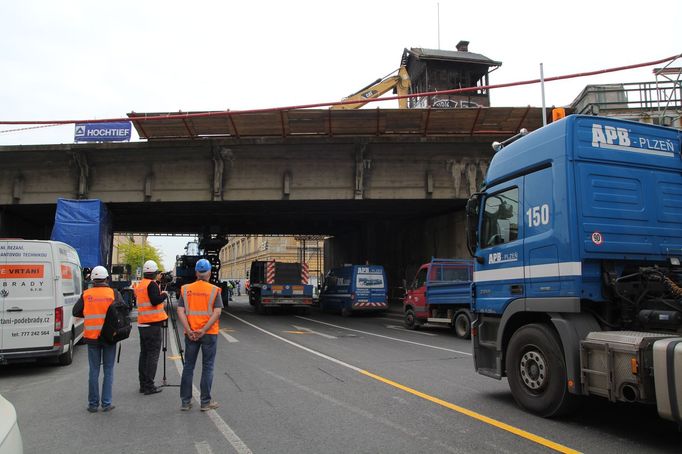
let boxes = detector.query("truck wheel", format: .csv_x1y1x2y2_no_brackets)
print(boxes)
453,311,471,339
58,334,74,366
404,309,419,330
506,323,574,417
341,307,352,317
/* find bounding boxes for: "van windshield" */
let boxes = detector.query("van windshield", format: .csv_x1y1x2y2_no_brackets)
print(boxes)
356,272,384,289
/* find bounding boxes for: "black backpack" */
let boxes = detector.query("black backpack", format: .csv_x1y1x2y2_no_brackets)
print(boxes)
100,300,132,344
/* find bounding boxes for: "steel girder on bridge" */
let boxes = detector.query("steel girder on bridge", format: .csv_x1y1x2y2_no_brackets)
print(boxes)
0,134,496,238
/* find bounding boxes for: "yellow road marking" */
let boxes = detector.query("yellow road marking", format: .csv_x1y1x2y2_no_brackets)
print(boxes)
168,355,182,360
283,330,311,334
359,370,581,454
221,328,236,333
226,311,579,453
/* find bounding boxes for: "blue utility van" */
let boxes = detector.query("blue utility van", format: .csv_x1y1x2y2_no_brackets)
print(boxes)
319,265,388,316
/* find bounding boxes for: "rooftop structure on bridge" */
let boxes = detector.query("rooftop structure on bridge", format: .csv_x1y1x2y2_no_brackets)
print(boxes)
402,40,502,109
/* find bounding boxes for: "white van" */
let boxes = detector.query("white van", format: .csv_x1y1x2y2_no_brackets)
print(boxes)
0,240,83,365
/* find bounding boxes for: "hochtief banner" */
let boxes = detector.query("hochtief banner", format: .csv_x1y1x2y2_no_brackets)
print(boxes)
74,122,131,142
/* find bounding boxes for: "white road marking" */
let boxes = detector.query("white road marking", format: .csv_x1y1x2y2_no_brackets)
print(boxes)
375,316,406,321
295,316,471,356
220,331,240,343
385,324,438,336
292,324,337,339
225,312,363,372
195,441,214,454
170,333,252,454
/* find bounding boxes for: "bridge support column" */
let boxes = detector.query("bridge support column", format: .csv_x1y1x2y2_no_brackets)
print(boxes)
72,151,89,199
354,143,371,200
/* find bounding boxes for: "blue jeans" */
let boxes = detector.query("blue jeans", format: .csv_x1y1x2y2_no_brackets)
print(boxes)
180,334,218,406
87,343,116,408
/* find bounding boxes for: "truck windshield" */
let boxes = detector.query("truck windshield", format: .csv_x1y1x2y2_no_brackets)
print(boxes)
357,272,385,289
480,187,519,249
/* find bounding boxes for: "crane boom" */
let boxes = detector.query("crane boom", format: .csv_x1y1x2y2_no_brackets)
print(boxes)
332,66,411,109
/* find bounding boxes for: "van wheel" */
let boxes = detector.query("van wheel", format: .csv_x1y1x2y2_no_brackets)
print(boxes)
58,335,74,366
341,307,352,317
453,310,472,339
404,309,419,330
506,323,575,417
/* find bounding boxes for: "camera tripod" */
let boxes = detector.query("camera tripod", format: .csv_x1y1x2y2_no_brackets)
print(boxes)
160,287,185,387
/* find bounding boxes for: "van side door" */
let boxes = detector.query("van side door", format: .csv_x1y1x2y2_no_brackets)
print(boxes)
0,240,6,353
1,241,55,352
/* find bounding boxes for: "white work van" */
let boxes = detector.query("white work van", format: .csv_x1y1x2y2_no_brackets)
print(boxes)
0,240,83,365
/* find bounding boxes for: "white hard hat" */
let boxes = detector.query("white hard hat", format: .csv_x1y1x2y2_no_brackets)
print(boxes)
143,260,159,273
91,266,109,280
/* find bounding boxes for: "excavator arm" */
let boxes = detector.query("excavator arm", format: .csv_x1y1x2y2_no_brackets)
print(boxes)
332,66,411,109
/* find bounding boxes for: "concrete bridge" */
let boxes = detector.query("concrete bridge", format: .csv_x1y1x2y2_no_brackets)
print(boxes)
0,107,546,284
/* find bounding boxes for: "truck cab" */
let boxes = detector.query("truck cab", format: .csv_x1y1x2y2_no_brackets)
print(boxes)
403,258,473,338
466,115,682,423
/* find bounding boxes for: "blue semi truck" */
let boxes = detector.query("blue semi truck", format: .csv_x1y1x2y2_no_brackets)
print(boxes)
466,115,682,424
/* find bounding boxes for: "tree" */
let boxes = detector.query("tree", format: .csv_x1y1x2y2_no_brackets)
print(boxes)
118,239,165,274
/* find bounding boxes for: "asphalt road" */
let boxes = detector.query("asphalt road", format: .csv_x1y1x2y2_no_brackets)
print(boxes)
1,296,680,453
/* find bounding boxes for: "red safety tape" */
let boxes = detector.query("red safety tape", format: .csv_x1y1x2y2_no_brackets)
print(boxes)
0,53,679,129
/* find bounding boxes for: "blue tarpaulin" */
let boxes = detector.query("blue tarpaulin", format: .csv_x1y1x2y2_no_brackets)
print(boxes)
50,199,113,269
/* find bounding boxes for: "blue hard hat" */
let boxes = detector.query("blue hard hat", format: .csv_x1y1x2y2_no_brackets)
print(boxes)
195,259,212,273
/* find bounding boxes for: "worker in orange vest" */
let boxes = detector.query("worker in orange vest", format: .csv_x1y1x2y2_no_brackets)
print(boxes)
177,259,224,411
72,266,124,413
134,260,169,395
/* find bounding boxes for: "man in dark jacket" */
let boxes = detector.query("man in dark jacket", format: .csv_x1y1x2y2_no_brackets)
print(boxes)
134,260,169,395
73,266,124,413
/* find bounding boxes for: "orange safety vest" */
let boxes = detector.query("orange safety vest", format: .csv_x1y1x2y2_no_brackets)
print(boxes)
134,278,168,324
83,287,115,340
182,280,220,335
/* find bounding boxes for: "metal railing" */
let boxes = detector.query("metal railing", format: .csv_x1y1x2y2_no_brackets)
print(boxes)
571,80,682,121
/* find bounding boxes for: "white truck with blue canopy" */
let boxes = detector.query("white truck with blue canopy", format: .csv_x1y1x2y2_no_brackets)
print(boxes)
466,115,682,425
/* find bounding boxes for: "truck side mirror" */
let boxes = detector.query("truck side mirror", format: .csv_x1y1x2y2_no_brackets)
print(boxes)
466,193,481,257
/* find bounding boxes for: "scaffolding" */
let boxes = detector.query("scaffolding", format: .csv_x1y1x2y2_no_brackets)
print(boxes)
571,68,682,128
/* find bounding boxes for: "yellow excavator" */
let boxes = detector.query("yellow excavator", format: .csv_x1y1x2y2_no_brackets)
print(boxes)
332,66,411,109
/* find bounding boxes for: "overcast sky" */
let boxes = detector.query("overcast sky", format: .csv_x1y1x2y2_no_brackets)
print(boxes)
2,0,680,269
